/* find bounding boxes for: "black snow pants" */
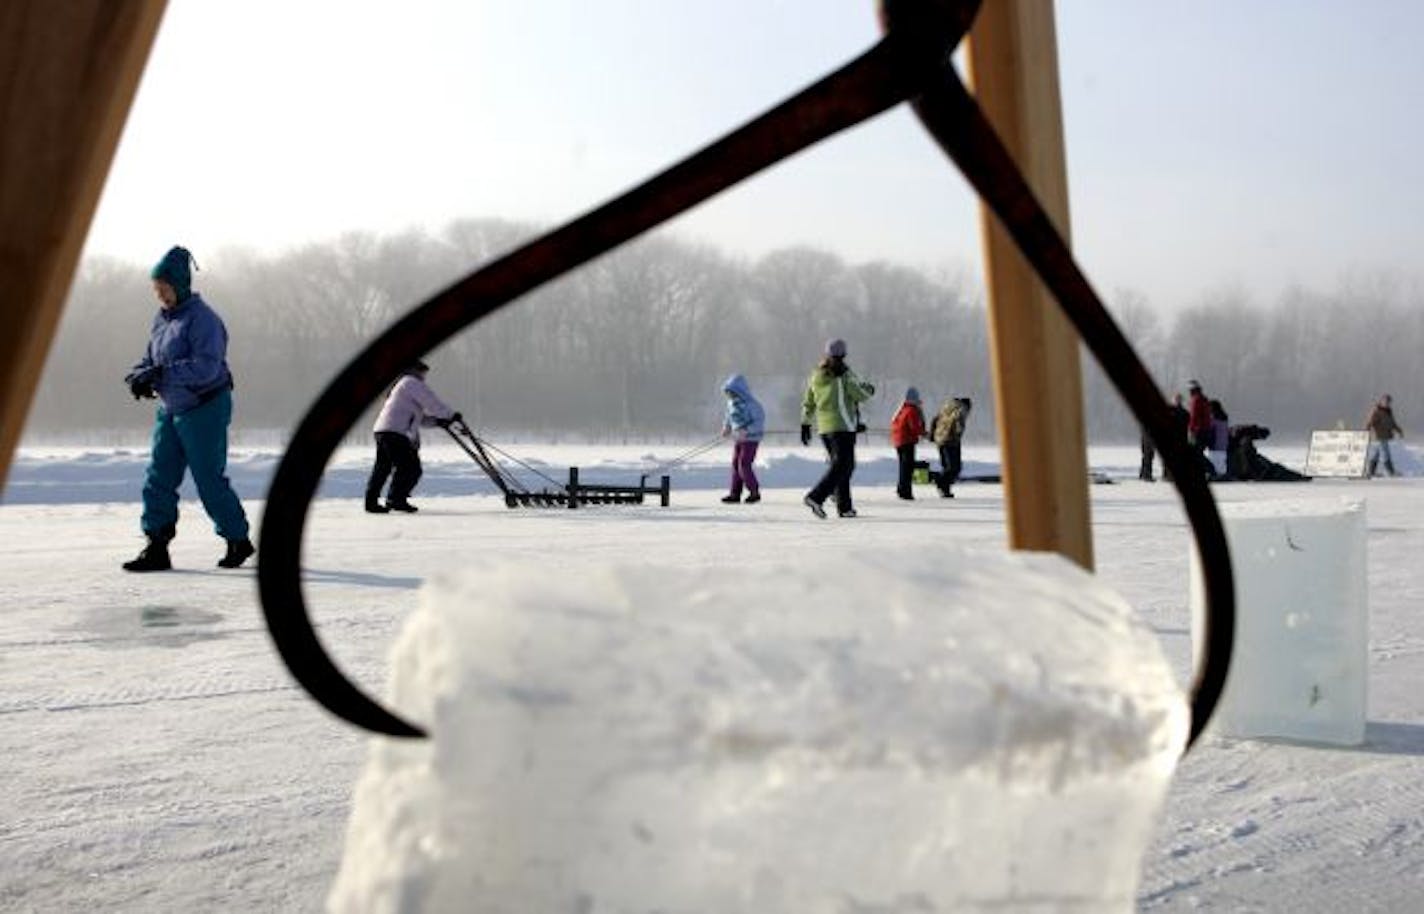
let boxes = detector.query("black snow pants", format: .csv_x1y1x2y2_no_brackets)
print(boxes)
367,431,423,504
808,430,857,514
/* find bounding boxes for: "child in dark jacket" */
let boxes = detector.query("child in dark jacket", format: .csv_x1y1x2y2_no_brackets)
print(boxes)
930,396,971,497
890,387,927,500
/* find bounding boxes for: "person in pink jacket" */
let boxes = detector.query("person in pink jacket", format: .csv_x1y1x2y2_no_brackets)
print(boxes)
365,361,458,513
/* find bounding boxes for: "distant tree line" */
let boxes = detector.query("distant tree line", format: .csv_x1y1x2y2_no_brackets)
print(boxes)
28,219,1422,445
1079,277,1423,440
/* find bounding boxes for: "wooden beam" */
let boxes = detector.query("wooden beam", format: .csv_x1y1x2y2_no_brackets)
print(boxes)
0,1,167,486
966,0,1093,569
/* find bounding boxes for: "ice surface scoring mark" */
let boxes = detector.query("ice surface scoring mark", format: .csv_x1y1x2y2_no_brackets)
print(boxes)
63,605,232,650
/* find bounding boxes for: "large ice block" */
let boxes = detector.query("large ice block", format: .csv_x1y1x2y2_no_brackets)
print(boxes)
1191,498,1368,745
329,548,1186,914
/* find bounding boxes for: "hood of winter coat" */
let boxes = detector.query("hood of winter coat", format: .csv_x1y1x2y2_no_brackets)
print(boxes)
722,374,752,400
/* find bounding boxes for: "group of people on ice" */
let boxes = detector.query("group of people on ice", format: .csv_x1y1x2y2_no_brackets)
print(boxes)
717,337,971,519
1140,379,1406,483
119,241,1407,575
359,336,974,522
117,244,962,575
889,389,972,501
1138,379,1307,483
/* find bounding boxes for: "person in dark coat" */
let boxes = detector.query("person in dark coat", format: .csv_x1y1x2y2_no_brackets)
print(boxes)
929,396,971,497
1162,393,1190,482
1365,394,1405,477
122,246,254,573
1228,425,1311,482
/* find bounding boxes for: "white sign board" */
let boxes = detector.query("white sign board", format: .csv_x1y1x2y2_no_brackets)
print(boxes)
1304,430,1370,478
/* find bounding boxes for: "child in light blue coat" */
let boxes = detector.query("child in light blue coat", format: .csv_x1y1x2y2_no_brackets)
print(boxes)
720,374,765,503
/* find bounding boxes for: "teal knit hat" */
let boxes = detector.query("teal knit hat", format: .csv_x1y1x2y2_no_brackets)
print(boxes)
151,246,196,300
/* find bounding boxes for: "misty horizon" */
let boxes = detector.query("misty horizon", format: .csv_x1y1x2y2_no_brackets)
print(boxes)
30,217,1421,450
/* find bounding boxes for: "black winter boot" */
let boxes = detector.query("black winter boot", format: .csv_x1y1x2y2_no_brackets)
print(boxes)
365,495,390,514
123,535,172,572
218,538,256,569
386,500,418,513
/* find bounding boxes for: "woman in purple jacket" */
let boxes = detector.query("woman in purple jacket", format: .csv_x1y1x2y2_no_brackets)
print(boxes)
365,361,458,513
122,246,254,573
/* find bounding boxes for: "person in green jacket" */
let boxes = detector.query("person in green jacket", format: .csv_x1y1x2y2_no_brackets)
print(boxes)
800,338,875,518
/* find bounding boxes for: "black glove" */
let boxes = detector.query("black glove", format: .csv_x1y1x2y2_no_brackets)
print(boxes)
124,367,158,400
800,424,812,446
436,411,462,429
856,422,867,433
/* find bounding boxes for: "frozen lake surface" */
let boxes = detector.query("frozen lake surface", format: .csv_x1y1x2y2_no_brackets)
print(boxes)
2,440,1423,911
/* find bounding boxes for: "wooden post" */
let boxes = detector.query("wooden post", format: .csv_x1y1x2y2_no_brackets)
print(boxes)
0,1,167,486
966,0,1093,570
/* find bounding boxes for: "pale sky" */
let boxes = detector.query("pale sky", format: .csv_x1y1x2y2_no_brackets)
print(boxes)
84,0,1424,312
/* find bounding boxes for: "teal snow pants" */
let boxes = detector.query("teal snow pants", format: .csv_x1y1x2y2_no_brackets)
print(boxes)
140,389,249,541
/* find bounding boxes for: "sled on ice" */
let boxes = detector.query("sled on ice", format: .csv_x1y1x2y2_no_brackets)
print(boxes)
443,419,671,509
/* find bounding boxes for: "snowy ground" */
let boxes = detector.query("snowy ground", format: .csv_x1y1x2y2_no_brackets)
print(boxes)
2,440,1423,912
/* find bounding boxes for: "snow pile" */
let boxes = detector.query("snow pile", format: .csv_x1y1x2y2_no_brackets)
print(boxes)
0,442,1005,505
328,548,1187,913
1191,498,1368,745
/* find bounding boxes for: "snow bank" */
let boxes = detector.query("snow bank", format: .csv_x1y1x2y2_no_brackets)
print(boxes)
328,548,1187,913
1369,440,1423,476
0,443,1002,505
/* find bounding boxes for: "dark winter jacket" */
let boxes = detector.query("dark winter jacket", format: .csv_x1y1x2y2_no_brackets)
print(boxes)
1171,401,1190,439
1366,404,1403,441
128,293,233,416
930,399,968,446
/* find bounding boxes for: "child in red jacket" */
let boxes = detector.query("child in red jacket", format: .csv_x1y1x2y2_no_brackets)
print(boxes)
890,387,927,500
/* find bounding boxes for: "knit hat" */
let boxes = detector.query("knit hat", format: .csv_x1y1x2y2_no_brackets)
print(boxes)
151,246,195,301
904,386,920,404
825,338,847,358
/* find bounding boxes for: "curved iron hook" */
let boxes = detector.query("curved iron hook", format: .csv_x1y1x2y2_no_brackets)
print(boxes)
258,0,1231,748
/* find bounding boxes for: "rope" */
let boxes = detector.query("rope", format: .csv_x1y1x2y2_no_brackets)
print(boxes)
480,439,569,490
642,435,726,475
442,422,526,495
